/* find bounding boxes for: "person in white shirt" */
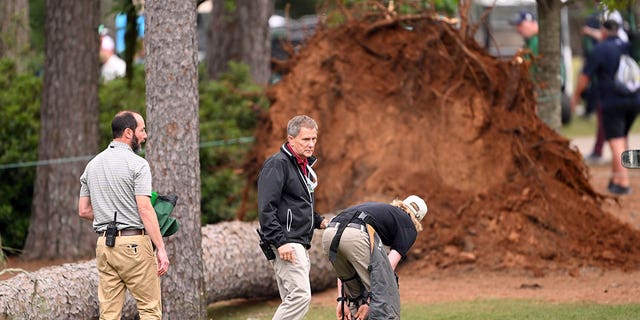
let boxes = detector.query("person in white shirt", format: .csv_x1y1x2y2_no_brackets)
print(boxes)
100,35,126,82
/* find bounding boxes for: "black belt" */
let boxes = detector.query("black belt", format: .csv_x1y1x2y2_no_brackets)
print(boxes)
328,221,367,232
96,229,145,237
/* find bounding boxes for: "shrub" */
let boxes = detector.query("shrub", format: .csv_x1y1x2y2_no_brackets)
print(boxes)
0,59,42,252
99,61,266,224
199,62,268,223
0,60,265,253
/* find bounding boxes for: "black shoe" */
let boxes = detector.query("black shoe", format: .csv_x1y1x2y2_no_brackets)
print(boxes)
584,153,606,165
608,181,631,195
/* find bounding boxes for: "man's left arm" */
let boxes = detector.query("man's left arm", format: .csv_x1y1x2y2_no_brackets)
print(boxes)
137,195,170,276
387,250,403,270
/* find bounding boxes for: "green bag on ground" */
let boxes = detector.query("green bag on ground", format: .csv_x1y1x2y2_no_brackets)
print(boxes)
151,191,180,237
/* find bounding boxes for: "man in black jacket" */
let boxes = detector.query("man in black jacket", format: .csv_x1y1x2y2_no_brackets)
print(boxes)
258,115,328,320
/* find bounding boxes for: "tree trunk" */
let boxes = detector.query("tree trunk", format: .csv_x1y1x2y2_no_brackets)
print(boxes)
536,0,563,130
0,222,335,319
23,0,100,260
206,0,274,84
0,0,30,73
144,0,205,318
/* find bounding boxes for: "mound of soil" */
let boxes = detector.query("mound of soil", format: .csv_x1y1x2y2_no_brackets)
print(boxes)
244,12,640,274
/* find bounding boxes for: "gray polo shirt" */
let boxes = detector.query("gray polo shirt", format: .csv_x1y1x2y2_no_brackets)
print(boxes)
80,141,152,232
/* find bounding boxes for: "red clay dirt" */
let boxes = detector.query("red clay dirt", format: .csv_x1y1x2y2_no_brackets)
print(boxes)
243,10,640,278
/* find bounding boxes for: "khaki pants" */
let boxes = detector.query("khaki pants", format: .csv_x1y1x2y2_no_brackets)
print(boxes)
271,243,311,320
322,226,372,316
96,235,162,320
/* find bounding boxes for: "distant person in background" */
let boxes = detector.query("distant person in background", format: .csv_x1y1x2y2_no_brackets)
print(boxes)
100,35,126,82
571,20,640,195
510,11,545,84
582,1,628,44
580,2,629,164
510,11,571,125
510,11,539,58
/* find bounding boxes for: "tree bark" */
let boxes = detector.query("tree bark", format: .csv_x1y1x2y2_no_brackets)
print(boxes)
0,222,335,319
0,0,30,73
23,0,100,260
536,0,563,130
144,0,205,318
206,0,274,84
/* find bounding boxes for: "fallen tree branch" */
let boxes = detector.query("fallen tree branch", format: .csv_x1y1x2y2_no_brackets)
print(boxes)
0,221,335,319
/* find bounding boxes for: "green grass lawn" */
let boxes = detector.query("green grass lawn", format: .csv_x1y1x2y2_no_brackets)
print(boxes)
560,114,599,139
208,299,640,320
561,113,640,140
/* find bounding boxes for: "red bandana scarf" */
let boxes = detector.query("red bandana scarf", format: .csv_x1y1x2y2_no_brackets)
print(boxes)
287,143,308,176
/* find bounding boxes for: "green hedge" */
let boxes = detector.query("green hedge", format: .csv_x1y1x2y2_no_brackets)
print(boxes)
0,60,266,253
0,59,41,253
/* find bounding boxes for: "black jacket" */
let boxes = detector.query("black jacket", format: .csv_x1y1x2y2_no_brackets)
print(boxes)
258,143,323,249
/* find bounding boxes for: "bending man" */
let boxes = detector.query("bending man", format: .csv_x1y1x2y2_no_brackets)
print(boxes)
322,195,428,320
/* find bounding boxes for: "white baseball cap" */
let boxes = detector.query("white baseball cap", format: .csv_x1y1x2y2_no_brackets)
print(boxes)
403,195,428,221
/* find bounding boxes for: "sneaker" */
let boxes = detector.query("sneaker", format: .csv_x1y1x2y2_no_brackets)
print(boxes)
584,153,606,165
607,181,632,195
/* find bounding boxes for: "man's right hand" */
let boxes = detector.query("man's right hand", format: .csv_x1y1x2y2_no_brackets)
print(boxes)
354,304,369,320
277,243,297,264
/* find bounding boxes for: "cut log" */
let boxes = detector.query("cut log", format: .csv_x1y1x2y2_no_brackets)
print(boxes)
0,221,336,319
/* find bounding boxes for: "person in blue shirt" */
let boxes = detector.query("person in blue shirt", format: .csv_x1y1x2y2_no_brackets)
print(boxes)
581,3,629,163
572,20,640,195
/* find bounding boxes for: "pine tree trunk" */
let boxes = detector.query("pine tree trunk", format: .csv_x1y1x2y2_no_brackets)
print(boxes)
0,222,335,319
23,0,100,260
144,0,205,318
536,0,563,130
206,0,274,84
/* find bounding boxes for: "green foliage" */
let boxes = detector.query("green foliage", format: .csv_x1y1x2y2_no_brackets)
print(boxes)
0,59,42,252
28,0,45,53
431,0,458,16
0,59,265,253
98,64,146,145
318,0,459,26
275,0,318,18
224,0,237,12
99,61,267,224
199,62,268,223
600,0,635,13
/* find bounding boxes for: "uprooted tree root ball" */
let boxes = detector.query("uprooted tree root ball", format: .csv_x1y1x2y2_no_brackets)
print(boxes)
243,12,640,274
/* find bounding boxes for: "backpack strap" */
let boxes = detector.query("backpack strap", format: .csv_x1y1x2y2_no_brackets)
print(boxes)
328,210,361,263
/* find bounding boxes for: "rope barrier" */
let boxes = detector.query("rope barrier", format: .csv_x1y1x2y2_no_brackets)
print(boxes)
0,136,255,170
